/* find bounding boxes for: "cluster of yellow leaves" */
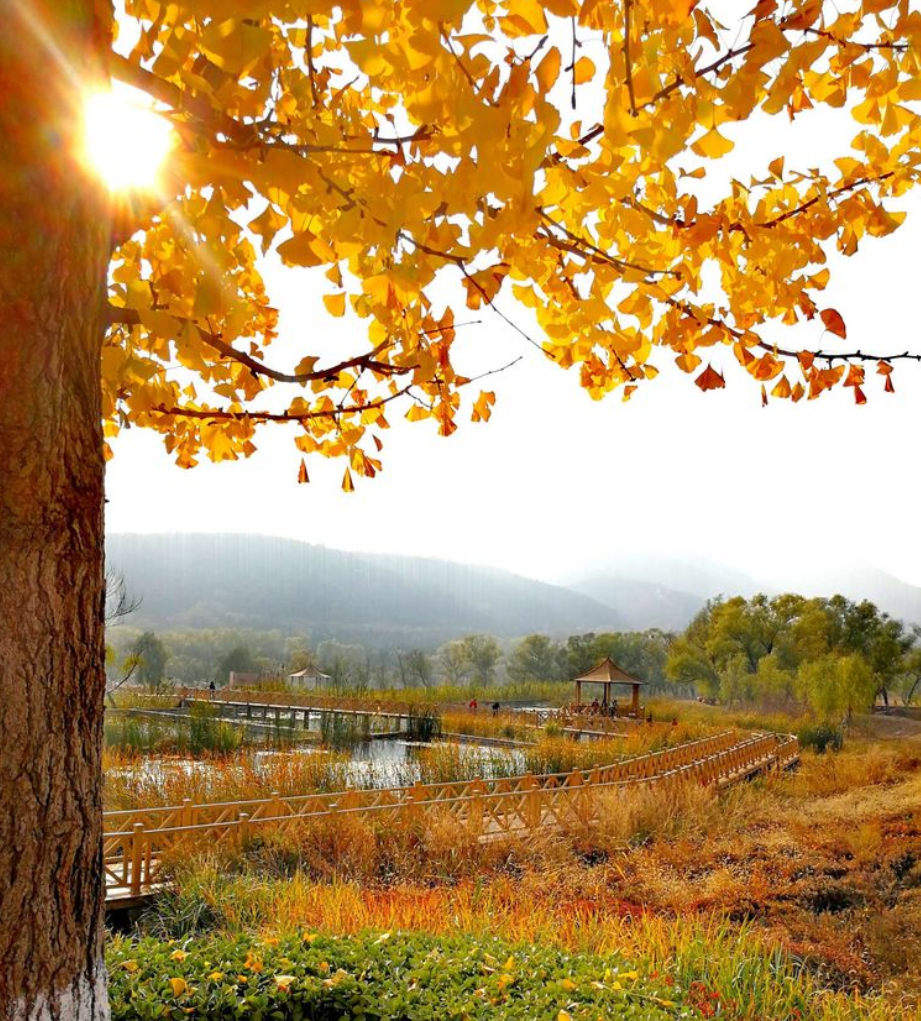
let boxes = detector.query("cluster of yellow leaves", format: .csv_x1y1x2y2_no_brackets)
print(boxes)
106,0,921,484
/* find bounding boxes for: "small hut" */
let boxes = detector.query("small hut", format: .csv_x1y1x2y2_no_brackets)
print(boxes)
573,657,646,716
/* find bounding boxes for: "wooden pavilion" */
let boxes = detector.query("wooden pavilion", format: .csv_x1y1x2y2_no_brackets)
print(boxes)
573,657,646,716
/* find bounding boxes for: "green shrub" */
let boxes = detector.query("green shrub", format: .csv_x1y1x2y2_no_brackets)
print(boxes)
799,722,844,754
406,707,442,742
107,930,683,1021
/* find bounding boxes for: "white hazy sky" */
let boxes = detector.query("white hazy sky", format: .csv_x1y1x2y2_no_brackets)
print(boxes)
106,45,921,590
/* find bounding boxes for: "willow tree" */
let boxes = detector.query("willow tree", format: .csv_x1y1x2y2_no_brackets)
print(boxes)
0,0,918,1017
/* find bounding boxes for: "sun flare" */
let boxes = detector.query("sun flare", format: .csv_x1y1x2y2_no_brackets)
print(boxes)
83,87,174,193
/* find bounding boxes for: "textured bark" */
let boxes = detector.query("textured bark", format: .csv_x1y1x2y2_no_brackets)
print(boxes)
0,3,112,1019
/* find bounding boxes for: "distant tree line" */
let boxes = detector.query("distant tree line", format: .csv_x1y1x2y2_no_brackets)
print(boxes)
105,592,921,718
667,594,921,718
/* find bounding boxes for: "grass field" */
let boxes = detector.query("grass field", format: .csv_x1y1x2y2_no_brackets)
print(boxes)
107,706,921,1020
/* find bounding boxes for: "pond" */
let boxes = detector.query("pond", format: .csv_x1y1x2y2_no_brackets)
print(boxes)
104,736,526,809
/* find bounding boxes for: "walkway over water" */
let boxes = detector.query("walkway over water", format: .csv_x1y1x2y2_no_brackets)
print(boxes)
103,728,798,907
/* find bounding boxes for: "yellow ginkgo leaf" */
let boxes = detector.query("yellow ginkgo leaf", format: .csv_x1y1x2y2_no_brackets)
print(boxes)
693,127,734,158
322,292,346,317
169,977,187,997
573,56,595,84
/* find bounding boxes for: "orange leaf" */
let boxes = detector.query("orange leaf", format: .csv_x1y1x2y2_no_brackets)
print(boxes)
695,364,725,391
297,459,309,484
573,57,595,85
884,374,895,393
761,385,768,406
819,309,847,339
536,47,561,93
771,374,792,398
675,352,702,373
853,385,867,405
342,467,354,493
322,293,346,317
783,0,822,30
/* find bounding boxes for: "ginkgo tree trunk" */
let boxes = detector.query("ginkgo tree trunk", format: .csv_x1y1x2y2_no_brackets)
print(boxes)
0,2,112,1018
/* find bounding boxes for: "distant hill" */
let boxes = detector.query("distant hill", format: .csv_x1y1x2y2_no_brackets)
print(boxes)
106,535,921,645
106,533,621,645
567,575,704,633
569,556,921,631
759,563,921,627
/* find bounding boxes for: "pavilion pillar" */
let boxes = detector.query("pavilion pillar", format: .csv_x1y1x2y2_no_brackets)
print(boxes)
631,683,640,715
576,681,582,706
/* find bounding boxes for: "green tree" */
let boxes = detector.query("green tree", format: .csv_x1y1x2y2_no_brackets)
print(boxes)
217,645,256,683
796,653,877,721
563,633,598,679
461,635,502,687
131,631,168,688
437,640,471,686
588,630,671,688
507,634,563,683
666,603,722,698
401,649,433,689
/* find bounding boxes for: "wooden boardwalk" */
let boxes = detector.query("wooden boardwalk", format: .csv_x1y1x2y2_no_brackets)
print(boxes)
104,729,798,906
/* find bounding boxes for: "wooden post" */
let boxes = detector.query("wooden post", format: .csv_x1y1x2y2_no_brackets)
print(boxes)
239,812,250,845
130,823,145,897
181,798,193,827
524,774,540,830
270,790,283,818
468,778,484,838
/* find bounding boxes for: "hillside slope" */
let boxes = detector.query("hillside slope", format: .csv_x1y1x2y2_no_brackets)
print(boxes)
106,533,620,644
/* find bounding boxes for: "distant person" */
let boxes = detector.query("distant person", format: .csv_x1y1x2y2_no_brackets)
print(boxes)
208,680,216,700
492,701,500,717
612,699,618,717
590,698,600,715
646,711,653,725
671,716,678,728
469,698,478,712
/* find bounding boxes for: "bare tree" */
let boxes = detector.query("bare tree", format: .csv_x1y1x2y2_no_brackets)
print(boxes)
104,566,141,627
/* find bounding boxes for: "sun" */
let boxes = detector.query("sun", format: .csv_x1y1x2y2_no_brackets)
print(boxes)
83,87,175,193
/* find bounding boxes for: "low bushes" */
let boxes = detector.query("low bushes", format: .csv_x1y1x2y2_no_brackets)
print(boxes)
107,930,683,1021
799,723,845,754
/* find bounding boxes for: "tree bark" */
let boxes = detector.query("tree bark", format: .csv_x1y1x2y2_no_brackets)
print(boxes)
0,2,112,1018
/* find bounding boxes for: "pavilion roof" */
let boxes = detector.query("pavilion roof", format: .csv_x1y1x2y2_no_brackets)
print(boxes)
574,657,645,686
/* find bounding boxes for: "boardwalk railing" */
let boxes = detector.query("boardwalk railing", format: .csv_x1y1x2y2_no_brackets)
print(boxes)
138,692,639,734
103,731,798,899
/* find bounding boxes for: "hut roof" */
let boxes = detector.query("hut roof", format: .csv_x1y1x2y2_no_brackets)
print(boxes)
574,657,645,686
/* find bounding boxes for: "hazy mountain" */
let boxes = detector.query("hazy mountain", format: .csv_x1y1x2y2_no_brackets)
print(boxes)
107,535,921,645
759,563,921,626
568,556,921,630
106,533,621,645
564,553,761,600
567,575,703,632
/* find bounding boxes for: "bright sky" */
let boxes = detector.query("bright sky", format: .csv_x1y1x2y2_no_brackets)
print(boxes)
104,26,921,592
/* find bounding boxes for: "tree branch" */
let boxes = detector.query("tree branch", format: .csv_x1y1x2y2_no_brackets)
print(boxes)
537,210,678,279
107,304,410,384
623,0,638,117
152,385,414,424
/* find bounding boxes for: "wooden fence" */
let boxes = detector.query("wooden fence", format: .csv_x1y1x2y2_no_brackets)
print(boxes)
103,730,798,901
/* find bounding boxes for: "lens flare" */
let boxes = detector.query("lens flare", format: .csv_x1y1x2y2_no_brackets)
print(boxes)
83,88,174,192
